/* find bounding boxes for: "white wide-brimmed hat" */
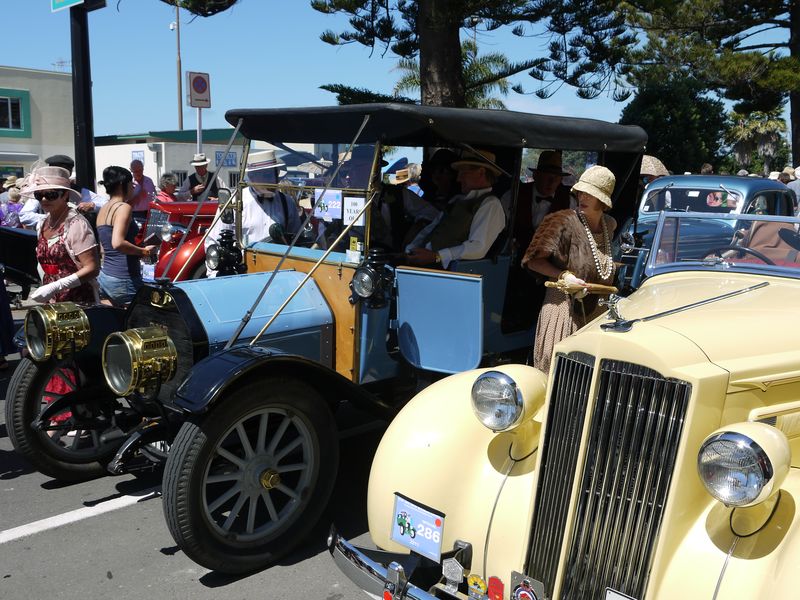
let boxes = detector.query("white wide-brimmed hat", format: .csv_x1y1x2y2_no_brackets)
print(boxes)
572,165,616,208
246,149,286,172
190,153,210,166
20,166,81,203
640,155,668,178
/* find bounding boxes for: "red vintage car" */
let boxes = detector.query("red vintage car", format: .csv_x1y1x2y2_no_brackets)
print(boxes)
139,200,218,281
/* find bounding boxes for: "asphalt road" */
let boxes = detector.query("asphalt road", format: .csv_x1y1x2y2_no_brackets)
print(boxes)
0,340,381,600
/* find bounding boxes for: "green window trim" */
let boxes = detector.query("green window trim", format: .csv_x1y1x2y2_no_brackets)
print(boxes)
0,88,31,139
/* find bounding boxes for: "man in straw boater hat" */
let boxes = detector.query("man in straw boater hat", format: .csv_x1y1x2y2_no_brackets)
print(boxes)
178,152,226,201
204,149,302,276
405,148,505,269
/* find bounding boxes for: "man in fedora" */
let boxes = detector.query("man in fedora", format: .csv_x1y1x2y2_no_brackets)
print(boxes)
178,153,225,201
513,150,574,256
406,148,505,269
205,150,302,276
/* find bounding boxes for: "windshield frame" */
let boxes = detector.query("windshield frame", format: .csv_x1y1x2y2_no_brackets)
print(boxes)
645,211,800,280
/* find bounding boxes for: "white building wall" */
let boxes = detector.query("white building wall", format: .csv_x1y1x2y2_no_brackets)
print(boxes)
0,66,74,176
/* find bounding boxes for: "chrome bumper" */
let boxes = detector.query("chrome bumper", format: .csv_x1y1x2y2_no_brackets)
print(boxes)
328,529,439,600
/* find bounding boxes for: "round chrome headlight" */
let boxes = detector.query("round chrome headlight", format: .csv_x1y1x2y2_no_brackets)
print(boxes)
160,222,173,242
205,244,220,270
24,302,90,362
102,326,177,396
698,424,790,507
351,267,376,298
471,371,524,432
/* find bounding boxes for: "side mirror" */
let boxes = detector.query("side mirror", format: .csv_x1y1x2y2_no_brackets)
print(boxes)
217,187,232,204
221,207,235,225
619,231,636,254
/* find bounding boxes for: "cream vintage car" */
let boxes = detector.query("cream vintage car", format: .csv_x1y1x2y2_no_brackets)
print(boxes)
329,210,800,600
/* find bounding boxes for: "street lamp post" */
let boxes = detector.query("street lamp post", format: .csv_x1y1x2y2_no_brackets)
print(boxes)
170,5,183,130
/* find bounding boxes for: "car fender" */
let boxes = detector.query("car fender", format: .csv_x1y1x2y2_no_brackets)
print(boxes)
156,236,205,281
366,364,545,580
649,470,800,599
172,345,395,419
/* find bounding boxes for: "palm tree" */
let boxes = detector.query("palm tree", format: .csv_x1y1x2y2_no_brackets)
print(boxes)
394,38,513,109
726,110,787,174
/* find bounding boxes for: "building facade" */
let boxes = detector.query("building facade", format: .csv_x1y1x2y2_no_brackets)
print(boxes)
0,66,74,178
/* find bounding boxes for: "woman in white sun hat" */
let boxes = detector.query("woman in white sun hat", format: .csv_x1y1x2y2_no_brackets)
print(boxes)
21,165,100,304
522,165,617,374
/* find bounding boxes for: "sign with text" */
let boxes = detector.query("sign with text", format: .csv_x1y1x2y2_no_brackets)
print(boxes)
131,150,144,164
215,151,237,167
187,71,211,108
313,189,342,222
343,196,365,227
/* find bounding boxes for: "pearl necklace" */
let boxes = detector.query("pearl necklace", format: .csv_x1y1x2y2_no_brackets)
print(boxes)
577,210,613,280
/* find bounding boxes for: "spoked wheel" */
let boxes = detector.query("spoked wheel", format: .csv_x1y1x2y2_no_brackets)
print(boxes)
162,378,338,574
5,357,121,480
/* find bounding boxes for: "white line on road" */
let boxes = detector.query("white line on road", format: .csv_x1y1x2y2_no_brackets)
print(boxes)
0,486,160,545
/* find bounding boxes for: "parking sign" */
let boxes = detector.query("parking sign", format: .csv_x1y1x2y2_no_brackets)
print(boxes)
187,72,211,108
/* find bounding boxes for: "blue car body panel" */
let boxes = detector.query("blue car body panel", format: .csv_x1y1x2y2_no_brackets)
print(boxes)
172,271,333,363
358,303,400,384
394,266,483,374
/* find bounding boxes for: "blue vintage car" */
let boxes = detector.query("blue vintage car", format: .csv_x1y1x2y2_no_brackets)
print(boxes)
6,104,646,574
616,175,797,291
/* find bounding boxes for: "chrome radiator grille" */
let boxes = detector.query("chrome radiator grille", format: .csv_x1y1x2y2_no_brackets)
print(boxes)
527,352,596,594
527,357,690,600
144,208,169,241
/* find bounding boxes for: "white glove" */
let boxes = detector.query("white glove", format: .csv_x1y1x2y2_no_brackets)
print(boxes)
30,273,81,303
562,273,586,287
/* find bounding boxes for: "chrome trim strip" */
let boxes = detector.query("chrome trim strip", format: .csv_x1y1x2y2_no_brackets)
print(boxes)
329,532,437,600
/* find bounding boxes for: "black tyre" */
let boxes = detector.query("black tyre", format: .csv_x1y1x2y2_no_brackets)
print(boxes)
162,378,338,574
409,527,416,539
5,357,120,480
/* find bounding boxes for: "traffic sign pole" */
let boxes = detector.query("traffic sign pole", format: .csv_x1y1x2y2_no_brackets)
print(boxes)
70,4,96,192
197,108,203,153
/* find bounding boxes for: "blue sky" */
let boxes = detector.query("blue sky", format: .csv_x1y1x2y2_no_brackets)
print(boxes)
0,1,630,136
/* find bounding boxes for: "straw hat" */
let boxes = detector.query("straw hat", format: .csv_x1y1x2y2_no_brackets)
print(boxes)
572,165,616,208
640,155,668,178
246,149,285,171
390,168,411,185
190,153,210,167
768,171,781,180
529,150,569,176
2,175,18,190
782,166,796,181
452,149,502,175
20,166,81,203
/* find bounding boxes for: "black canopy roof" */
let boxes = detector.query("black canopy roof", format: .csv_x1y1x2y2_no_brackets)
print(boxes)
225,103,646,153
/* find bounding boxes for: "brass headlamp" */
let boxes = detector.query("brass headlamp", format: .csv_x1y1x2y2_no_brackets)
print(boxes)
102,326,177,396
24,302,90,362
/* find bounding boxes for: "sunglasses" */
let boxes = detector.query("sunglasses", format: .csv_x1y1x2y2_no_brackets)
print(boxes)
34,190,65,202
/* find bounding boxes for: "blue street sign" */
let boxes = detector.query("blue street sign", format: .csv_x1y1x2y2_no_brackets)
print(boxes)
52,0,84,12
215,151,237,167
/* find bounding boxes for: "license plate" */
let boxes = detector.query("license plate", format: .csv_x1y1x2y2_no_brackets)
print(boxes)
141,261,155,282
390,493,445,562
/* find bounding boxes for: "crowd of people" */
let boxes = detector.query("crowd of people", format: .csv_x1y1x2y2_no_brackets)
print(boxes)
6,144,797,375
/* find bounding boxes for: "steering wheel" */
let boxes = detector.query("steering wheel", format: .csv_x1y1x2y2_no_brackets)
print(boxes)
709,245,775,265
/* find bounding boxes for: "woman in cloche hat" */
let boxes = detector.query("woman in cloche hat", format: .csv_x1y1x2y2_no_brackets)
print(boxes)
522,165,617,374
21,165,100,304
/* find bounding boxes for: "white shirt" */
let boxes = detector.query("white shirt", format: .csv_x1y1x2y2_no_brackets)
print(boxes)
205,186,302,251
407,187,506,269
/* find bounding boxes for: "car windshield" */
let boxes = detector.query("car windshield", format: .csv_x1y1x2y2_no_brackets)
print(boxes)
641,186,743,214
646,212,800,278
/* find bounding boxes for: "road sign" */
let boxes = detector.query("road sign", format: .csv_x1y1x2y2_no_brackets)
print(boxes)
187,72,211,109
52,0,105,12
52,0,83,11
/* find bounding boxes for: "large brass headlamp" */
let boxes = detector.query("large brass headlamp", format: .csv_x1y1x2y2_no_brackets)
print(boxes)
24,302,90,362
102,326,177,396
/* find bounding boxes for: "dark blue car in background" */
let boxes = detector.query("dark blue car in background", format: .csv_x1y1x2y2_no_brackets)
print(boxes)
616,174,797,291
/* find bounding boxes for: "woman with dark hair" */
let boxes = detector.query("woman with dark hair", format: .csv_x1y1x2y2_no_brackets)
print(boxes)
96,166,157,305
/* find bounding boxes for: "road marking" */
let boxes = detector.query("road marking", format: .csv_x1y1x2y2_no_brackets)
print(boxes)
0,486,160,545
